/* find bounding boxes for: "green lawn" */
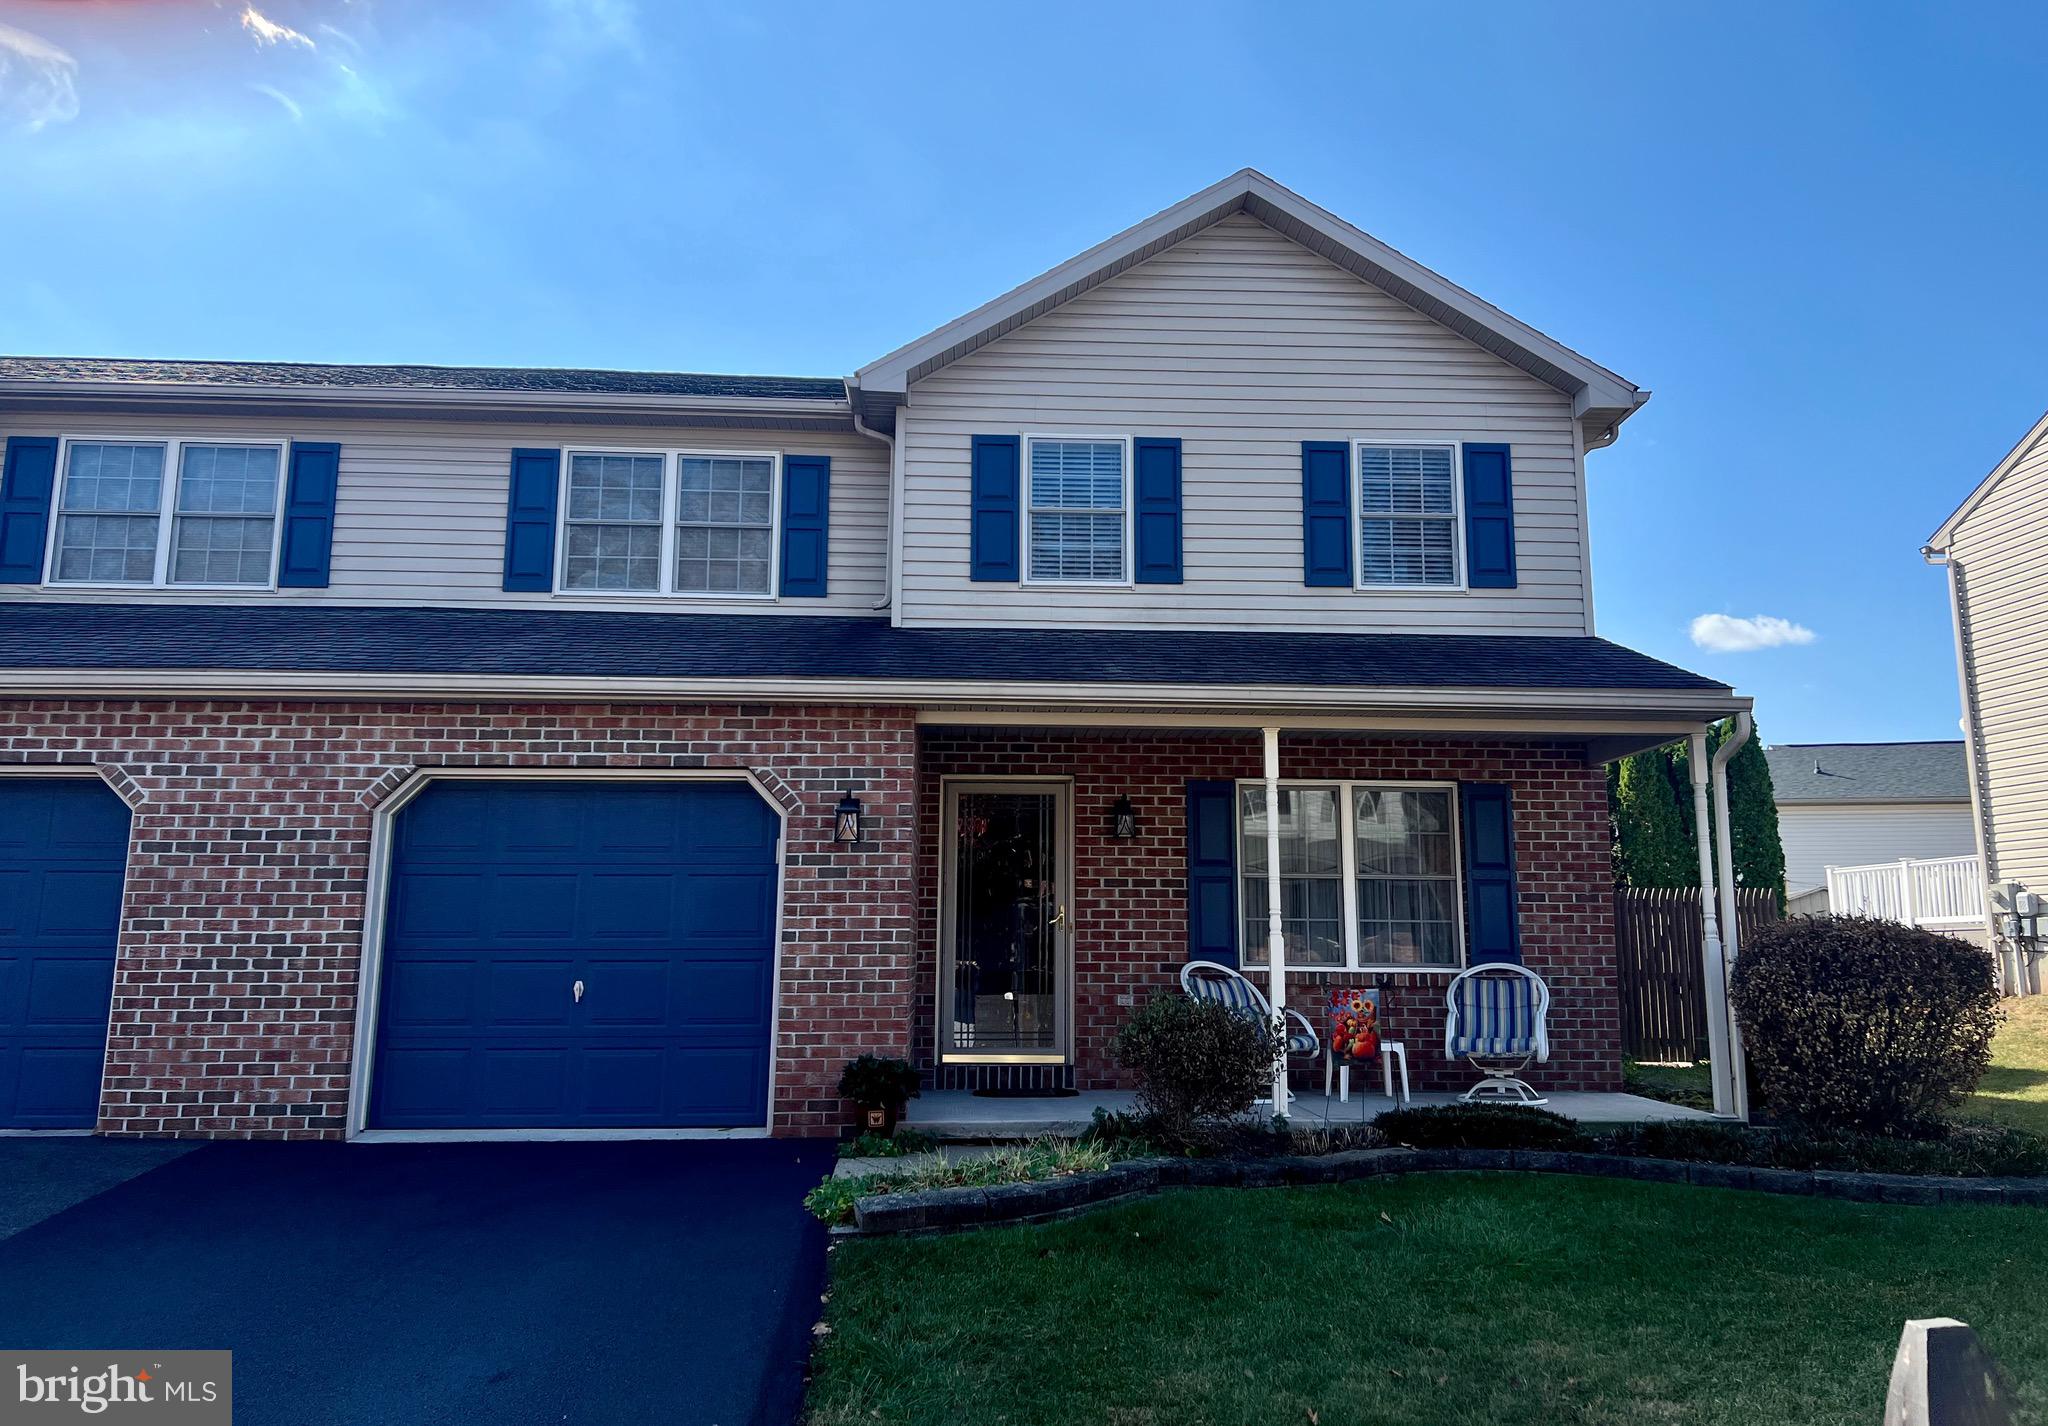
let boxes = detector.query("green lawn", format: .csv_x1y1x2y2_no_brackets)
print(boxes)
1623,1059,1713,1109
806,1175,2047,1426
1971,995,2048,1137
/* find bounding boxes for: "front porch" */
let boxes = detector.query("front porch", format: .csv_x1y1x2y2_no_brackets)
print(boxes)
903,1087,1714,1140
913,721,1645,1106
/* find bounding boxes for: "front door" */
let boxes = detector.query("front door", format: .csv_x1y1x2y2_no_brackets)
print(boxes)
940,781,1070,1063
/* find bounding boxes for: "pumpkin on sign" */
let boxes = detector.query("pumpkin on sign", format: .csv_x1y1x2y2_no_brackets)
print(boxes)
1328,988,1382,1064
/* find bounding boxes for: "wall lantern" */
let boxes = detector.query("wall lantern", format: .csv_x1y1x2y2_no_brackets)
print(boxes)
1108,795,1138,841
834,791,865,845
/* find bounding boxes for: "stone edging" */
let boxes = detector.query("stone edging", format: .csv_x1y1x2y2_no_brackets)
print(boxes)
844,1146,2048,1235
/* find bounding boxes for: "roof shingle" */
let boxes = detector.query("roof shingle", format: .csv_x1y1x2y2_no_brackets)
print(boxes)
0,603,1730,695
0,356,845,403
1763,741,1970,804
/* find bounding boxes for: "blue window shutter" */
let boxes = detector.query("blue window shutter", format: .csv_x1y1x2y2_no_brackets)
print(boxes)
502,448,561,592
1132,436,1183,584
969,434,1020,582
1459,782,1522,964
276,441,340,588
1462,442,1517,589
779,454,830,598
0,435,57,585
1301,440,1351,586
1186,779,1240,967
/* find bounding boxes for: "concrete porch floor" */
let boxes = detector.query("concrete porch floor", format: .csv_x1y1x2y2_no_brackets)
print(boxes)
904,1088,1715,1140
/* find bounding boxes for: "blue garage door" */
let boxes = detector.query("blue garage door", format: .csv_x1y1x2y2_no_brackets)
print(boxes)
0,778,130,1129
368,780,781,1131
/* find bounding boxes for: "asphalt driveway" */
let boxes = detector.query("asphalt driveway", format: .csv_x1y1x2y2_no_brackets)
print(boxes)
0,1138,830,1426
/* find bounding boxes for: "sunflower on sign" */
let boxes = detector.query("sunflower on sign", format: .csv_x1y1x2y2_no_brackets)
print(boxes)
1328,988,1381,1064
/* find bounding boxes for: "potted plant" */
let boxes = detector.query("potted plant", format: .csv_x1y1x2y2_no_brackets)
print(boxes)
837,1054,922,1136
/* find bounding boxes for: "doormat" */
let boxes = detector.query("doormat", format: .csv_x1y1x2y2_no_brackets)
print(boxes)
971,1087,1082,1099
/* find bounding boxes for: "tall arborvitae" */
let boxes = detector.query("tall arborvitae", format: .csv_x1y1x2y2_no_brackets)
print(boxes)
1723,720,1788,911
1610,744,1697,887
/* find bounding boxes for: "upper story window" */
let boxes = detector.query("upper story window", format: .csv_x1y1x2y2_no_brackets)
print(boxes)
1238,781,1463,971
1357,443,1460,589
51,438,282,587
559,448,779,597
1026,436,1127,583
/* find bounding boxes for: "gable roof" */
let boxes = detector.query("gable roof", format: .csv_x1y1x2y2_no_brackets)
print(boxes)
852,168,1647,442
1926,406,2048,551
1763,741,1970,804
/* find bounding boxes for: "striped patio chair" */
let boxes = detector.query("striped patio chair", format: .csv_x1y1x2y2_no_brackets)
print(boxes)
1180,961,1320,1101
1444,963,1551,1106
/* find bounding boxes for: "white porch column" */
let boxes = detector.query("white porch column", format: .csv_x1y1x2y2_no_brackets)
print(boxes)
1690,731,1737,1117
1709,712,1754,1120
1263,726,1288,1114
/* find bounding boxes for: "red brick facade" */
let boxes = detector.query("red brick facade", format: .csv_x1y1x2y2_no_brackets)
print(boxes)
0,703,1620,1139
916,729,1622,1094
0,699,919,1139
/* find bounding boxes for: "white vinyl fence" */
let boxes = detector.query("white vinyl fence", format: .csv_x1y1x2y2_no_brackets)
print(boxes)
1825,854,1985,929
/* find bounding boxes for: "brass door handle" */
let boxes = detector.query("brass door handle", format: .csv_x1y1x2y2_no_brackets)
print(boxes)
1048,905,1067,928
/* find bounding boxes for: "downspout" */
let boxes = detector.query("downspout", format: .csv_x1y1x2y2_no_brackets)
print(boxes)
844,379,897,613
1687,732,1734,1116
1709,710,1753,1121
1928,546,2007,987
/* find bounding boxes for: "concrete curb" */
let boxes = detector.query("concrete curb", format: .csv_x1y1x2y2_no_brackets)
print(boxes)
845,1146,2048,1235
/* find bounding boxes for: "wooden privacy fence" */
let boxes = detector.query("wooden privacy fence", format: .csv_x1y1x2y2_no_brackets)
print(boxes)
1613,886,1780,1062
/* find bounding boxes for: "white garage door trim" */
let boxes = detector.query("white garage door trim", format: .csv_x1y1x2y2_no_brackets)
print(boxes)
345,767,789,1143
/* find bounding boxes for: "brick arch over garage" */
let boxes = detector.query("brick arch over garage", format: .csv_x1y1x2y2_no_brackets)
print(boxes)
0,701,919,1139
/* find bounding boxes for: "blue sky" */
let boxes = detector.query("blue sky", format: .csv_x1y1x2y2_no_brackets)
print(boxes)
1,0,2043,745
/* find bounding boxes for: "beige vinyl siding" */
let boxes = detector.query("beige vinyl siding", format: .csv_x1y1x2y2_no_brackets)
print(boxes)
1950,422,2048,893
897,212,1589,633
1776,802,1977,895
0,411,887,614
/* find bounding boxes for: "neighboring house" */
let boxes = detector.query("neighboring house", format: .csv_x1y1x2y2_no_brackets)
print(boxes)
1928,409,2048,988
1764,741,1975,903
0,170,1745,1139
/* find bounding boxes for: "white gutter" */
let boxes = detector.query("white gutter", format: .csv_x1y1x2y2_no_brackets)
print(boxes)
0,665,1751,717
1709,709,1753,1120
844,380,897,612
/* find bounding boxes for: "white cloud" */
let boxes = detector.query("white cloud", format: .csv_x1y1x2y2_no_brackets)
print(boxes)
1689,613,1818,653
241,5,316,50
249,83,303,121
0,21,78,131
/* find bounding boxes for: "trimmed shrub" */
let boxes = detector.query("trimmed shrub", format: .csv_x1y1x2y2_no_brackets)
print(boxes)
1114,993,1276,1143
1374,1102,1588,1151
1731,916,2001,1134
1598,1120,2048,1178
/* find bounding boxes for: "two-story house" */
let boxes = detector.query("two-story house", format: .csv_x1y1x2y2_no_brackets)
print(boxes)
0,170,1746,1139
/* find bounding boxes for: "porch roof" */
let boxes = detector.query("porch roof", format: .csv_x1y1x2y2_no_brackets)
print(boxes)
0,603,1733,720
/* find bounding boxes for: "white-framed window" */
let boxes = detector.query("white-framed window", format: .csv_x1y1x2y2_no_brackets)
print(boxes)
1025,435,1128,583
557,448,781,598
48,436,285,588
1238,781,1464,971
1356,441,1462,589
563,451,664,592
675,454,774,595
